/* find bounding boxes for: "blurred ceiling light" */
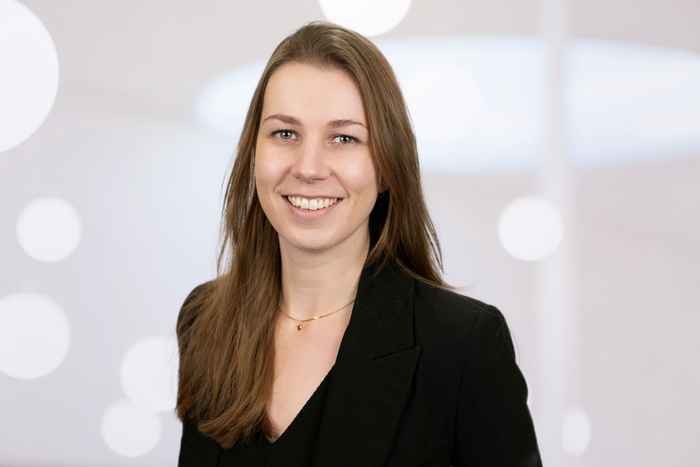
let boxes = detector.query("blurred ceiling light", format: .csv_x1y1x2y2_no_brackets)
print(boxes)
195,36,700,173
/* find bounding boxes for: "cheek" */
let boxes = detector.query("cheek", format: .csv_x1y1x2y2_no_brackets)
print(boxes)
341,157,379,194
254,154,282,188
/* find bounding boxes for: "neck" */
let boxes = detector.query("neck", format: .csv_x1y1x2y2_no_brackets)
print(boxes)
278,237,369,322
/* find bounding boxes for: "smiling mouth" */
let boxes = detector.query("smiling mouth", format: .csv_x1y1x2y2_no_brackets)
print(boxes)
282,195,344,211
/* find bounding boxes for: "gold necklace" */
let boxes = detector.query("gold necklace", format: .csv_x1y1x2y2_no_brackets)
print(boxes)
281,297,356,331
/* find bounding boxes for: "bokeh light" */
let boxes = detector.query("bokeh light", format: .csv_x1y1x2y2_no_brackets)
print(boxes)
562,406,592,456
0,292,70,379
0,0,59,152
16,197,83,263
100,399,162,458
318,0,412,37
498,196,564,261
120,336,179,413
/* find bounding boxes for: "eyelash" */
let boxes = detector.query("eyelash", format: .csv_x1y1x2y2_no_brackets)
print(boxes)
270,129,359,145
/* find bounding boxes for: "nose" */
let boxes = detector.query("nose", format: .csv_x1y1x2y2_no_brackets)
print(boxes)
290,139,330,183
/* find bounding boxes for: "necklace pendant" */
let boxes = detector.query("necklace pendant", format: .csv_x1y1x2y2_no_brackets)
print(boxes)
296,323,303,331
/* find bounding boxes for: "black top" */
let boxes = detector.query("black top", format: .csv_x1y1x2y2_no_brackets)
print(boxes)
218,365,335,466
179,259,543,467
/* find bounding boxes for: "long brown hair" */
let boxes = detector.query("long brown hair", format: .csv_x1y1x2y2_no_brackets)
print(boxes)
175,19,457,449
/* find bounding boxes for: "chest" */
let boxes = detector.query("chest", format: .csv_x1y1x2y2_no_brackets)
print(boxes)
265,318,347,440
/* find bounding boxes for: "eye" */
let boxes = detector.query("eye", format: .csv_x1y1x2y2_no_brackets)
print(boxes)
271,129,297,141
332,134,359,145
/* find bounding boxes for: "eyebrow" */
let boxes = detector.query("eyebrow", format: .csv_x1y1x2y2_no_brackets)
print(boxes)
262,113,366,129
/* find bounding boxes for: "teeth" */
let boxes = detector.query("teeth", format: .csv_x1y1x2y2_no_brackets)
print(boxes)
287,196,340,210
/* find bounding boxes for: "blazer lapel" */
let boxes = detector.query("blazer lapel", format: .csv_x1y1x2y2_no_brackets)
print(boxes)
312,257,422,467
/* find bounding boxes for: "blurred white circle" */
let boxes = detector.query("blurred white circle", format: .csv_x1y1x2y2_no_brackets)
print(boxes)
498,196,564,261
562,406,592,456
0,292,70,379
319,0,412,37
0,0,59,152
101,399,162,457
121,335,179,413
16,197,82,262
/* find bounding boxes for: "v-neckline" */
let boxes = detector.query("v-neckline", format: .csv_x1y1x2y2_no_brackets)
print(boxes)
263,363,335,447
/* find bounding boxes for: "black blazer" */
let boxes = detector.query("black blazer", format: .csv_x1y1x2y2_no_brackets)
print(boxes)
178,258,543,467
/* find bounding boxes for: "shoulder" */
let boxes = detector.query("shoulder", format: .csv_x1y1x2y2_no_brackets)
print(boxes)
411,279,514,366
176,279,216,336
413,279,505,339
180,280,215,308
413,286,542,465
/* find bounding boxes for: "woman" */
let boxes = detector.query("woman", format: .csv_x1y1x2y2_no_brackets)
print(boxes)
176,20,542,467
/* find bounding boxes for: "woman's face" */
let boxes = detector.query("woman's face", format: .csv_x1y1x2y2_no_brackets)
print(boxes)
254,62,379,256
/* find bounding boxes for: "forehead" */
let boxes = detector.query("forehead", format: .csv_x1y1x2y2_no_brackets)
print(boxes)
261,62,367,125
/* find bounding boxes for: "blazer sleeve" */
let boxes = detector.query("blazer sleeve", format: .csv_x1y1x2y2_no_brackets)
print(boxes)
452,305,543,467
177,282,221,467
178,416,221,467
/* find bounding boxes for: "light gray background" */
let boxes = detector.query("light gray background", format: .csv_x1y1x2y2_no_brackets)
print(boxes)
1,1,699,466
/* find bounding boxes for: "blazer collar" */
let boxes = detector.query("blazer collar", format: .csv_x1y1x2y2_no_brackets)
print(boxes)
312,257,422,467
